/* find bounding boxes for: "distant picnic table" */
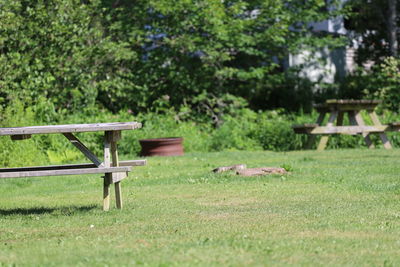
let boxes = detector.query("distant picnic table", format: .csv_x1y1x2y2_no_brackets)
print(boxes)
293,99,400,150
0,122,146,211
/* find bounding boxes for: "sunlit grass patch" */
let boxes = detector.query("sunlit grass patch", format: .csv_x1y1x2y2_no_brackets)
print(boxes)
0,149,400,265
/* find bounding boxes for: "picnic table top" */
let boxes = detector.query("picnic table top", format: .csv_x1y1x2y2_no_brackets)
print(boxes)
0,122,142,136
325,99,381,105
314,99,382,111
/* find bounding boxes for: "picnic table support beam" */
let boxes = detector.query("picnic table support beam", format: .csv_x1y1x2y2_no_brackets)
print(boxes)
350,111,375,149
337,111,344,126
317,111,338,151
306,112,326,149
63,133,103,167
368,111,392,149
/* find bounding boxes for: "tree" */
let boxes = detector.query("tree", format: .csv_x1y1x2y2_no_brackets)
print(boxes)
345,0,399,63
0,0,136,112
388,0,398,57
100,0,347,112
0,0,347,114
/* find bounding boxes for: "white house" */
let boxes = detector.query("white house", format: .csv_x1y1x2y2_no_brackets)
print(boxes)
288,1,356,83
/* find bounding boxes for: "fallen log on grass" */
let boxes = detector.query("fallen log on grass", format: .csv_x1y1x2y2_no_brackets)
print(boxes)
236,167,287,176
212,164,247,173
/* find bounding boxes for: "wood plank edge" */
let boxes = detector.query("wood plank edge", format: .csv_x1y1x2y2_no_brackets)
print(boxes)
119,159,147,166
0,166,131,179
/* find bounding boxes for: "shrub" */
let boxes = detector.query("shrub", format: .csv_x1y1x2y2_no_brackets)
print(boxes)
209,109,262,151
0,100,47,167
2,99,400,168
254,111,305,151
364,57,400,113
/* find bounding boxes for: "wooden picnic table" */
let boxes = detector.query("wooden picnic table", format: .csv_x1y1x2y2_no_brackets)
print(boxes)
0,122,146,211
292,99,399,150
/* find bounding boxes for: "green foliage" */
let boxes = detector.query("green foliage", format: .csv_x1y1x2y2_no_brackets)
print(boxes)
0,100,47,167
338,57,400,113
344,0,398,64
210,109,262,151
363,57,400,113
254,110,306,151
0,0,347,113
0,0,137,112
3,101,400,166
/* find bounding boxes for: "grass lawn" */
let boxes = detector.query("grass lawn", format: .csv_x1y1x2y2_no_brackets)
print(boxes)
1,149,400,266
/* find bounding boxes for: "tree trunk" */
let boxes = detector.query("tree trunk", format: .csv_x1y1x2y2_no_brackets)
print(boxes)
388,0,398,57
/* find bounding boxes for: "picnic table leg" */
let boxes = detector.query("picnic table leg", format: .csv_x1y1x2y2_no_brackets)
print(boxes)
337,111,344,126
306,112,326,149
110,131,123,209
368,111,392,149
349,111,375,149
103,175,111,211
104,131,123,209
103,133,112,211
317,111,338,151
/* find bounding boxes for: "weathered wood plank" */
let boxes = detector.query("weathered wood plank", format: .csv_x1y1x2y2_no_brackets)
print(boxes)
108,131,123,209
103,132,112,211
336,111,344,126
315,104,379,112
353,111,374,148
389,122,400,132
293,125,391,135
119,159,146,167
305,112,326,149
112,172,128,183
0,166,131,179
0,122,141,136
103,177,111,211
309,125,388,135
368,111,392,149
63,133,103,167
292,124,319,134
0,163,100,173
0,160,146,173
317,111,338,151
314,100,381,113
325,99,381,105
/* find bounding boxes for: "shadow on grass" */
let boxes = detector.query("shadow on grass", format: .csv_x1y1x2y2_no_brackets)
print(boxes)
0,205,96,216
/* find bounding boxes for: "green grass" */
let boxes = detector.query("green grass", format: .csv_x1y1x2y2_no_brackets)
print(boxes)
1,149,400,266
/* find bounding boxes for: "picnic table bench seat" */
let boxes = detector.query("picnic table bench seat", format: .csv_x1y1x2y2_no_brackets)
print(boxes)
292,124,389,135
0,160,146,180
389,122,400,130
292,124,319,134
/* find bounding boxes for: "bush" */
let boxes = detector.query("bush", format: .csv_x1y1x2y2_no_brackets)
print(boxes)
0,100,47,167
364,57,400,113
0,0,347,114
2,99,400,168
254,110,307,151
210,109,262,151
338,57,400,113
